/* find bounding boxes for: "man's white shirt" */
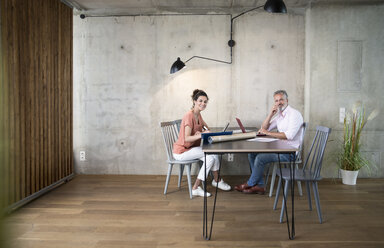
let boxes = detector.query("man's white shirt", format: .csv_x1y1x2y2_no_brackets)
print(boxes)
268,105,304,149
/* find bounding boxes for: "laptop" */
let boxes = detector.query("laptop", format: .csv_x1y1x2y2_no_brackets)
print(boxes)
203,122,230,132
222,122,230,132
200,122,232,145
235,118,247,133
235,118,266,136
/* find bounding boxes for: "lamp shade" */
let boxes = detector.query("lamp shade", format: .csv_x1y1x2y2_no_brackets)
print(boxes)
170,57,186,74
264,0,287,13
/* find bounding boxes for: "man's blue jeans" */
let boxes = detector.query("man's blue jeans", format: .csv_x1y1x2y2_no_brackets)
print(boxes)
247,153,292,187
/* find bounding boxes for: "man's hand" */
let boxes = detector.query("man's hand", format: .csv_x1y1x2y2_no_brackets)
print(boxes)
258,128,269,135
259,128,287,140
270,104,279,116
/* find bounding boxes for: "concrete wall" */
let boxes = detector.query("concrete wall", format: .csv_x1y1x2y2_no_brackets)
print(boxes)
73,12,304,175
305,3,384,178
73,2,384,178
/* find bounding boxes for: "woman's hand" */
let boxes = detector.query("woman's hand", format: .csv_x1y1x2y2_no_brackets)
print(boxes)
185,126,202,142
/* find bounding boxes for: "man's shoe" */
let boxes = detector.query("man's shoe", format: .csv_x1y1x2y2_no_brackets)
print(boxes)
212,179,231,191
234,182,251,192
242,185,265,194
192,186,211,197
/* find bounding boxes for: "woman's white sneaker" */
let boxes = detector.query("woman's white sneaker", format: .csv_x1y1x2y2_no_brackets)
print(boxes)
192,186,211,197
212,179,231,191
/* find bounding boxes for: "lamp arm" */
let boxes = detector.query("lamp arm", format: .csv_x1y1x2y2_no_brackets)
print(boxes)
185,56,231,65
184,5,265,66
231,5,264,21
229,5,264,48
170,1,287,73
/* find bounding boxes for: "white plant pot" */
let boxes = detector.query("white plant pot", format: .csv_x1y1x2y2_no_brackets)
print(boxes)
340,169,359,185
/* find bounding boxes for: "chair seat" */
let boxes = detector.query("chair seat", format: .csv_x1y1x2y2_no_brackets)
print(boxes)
167,159,200,164
279,160,302,165
277,168,322,182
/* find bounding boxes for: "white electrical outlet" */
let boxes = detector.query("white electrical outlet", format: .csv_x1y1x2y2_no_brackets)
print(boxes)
339,107,346,123
79,151,86,161
228,153,234,162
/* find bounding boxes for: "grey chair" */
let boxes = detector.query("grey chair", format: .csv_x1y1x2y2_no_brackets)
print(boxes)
160,120,200,199
266,122,307,197
273,125,331,224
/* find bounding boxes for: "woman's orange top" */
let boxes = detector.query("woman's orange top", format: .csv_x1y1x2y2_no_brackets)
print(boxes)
172,110,204,154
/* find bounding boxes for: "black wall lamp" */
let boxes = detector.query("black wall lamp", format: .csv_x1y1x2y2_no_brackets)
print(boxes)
170,0,287,74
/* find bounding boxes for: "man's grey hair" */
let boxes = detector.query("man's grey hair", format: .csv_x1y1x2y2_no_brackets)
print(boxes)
273,90,288,99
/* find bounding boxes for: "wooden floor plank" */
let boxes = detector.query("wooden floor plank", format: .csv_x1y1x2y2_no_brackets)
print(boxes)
3,175,384,248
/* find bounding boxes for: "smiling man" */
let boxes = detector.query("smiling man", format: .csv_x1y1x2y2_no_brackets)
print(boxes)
235,90,304,194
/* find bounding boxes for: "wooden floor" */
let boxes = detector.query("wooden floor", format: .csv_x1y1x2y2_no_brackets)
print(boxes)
3,175,384,248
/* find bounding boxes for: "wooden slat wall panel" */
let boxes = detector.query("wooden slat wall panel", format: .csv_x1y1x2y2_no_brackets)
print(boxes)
0,0,73,209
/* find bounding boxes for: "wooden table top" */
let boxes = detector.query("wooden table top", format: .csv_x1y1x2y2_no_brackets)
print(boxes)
202,139,298,154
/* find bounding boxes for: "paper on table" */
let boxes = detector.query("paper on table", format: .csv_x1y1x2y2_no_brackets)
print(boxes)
232,129,243,134
208,132,257,144
232,129,254,134
246,137,279,142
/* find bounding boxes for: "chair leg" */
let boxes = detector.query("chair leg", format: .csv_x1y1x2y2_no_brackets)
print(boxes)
295,164,303,196
186,164,193,199
306,181,312,211
178,165,184,188
312,182,323,223
164,163,173,195
269,163,277,197
264,166,270,189
273,176,282,210
280,180,290,223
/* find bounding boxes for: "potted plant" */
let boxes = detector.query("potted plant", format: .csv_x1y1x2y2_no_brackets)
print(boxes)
339,103,379,185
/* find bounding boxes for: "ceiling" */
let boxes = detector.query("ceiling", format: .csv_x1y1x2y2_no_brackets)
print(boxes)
65,0,384,16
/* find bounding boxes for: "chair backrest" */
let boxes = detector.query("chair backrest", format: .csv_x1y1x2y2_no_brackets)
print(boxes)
160,120,181,162
302,125,331,179
174,119,182,132
296,122,308,162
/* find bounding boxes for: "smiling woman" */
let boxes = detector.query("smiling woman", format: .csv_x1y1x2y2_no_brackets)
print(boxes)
172,89,231,197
